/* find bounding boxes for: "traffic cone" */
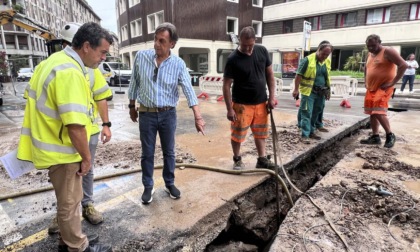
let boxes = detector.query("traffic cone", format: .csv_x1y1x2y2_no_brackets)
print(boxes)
197,92,209,99
340,99,351,108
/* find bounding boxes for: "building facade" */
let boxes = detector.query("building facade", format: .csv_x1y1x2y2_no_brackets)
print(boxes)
118,0,420,75
0,0,101,72
263,0,420,71
117,0,264,76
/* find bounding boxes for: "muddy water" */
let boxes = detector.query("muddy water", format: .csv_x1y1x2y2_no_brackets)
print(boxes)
403,180,420,194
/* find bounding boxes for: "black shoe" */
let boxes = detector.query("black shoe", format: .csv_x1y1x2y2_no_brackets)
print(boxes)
309,133,322,140
58,234,100,252
256,156,279,170
233,156,244,170
384,133,396,148
360,134,381,145
165,185,181,199
141,187,154,204
84,243,113,252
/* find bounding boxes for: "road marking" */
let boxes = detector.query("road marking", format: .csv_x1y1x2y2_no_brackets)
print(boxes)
2,175,164,251
1,230,47,251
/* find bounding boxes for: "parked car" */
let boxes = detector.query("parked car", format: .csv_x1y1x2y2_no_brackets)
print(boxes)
98,62,132,86
17,68,33,82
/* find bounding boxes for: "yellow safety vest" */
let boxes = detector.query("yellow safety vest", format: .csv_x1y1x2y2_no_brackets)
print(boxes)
88,68,112,135
299,53,331,96
17,49,94,169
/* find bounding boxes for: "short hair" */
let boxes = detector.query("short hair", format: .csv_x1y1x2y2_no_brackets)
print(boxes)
72,22,113,49
239,26,256,40
407,53,415,60
318,40,333,51
155,22,179,44
366,34,381,44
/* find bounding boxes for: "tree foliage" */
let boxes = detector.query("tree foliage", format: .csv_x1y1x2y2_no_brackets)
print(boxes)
0,51,8,76
343,48,368,72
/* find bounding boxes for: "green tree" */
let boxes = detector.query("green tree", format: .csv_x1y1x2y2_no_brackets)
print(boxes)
8,55,29,77
12,4,25,14
343,48,368,72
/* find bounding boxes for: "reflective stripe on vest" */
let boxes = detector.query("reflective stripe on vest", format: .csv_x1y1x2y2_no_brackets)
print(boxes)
88,68,95,89
21,127,77,154
25,63,89,119
93,85,109,96
299,53,331,96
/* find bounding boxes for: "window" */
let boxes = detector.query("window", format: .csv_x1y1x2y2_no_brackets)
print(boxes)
147,11,164,33
283,20,293,33
129,0,140,7
217,49,234,73
226,16,238,34
119,0,126,14
252,20,262,37
252,0,263,7
366,7,390,24
409,3,420,20
336,12,357,27
121,25,128,41
130,18,142,38
305,16,322,31
227,0,239,3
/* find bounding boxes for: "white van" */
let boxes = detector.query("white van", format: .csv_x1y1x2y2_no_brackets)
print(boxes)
98,62,132,86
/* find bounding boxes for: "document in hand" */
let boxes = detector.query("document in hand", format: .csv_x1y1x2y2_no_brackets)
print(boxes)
0,149,35,180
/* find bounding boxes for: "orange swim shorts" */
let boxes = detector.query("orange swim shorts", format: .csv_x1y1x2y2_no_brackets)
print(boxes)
364,87,393,115
231,102,269,143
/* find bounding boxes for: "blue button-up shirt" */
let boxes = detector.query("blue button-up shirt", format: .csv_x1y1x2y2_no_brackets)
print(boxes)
128,49,198,108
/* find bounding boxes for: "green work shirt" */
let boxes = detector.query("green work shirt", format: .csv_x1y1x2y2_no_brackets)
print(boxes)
297,57,328,87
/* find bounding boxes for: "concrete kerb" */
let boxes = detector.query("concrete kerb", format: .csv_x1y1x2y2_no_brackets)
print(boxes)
283,117,370,172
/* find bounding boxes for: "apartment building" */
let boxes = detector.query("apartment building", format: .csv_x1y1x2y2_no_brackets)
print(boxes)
117,0,264,75
107,31,120,61
263,0,420,70
0,0,101,71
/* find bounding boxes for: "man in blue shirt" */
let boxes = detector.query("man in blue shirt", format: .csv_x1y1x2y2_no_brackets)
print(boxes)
128,22,205,204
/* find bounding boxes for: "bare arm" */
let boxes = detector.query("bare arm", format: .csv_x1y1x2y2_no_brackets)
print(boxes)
384,47,408,89
129,99,138,122
364,57,367,89
223,78,236,121
96,99,111,143
191,105,205,135
292,75,302,98
67,124,91,176
266,65,277,109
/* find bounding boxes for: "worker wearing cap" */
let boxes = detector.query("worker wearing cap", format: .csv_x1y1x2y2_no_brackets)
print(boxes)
46,22,113,234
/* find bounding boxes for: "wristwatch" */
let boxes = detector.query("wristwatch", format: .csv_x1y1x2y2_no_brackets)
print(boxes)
102,122,111,127
128,104,135,109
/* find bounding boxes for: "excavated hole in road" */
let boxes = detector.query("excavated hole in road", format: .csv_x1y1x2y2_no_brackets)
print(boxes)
205,129,363,252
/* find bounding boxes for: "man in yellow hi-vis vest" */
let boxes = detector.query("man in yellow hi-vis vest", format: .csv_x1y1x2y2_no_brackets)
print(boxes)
293,41,333,144
17,23,113,252
46,23,113,236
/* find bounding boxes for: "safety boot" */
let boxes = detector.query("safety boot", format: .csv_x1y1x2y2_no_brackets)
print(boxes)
233,156,244,170
82,203,104,225
256,156,279,170
360,134,381,145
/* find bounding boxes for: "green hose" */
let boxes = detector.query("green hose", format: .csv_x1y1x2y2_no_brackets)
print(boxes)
0,164,294,206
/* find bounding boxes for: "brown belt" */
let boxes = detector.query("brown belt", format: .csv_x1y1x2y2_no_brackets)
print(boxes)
138,104,174,112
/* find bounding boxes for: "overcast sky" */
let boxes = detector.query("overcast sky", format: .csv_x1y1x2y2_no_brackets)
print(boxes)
88,0,118,34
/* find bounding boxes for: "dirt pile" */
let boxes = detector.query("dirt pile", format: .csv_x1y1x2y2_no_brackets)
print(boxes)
271,132,420,252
